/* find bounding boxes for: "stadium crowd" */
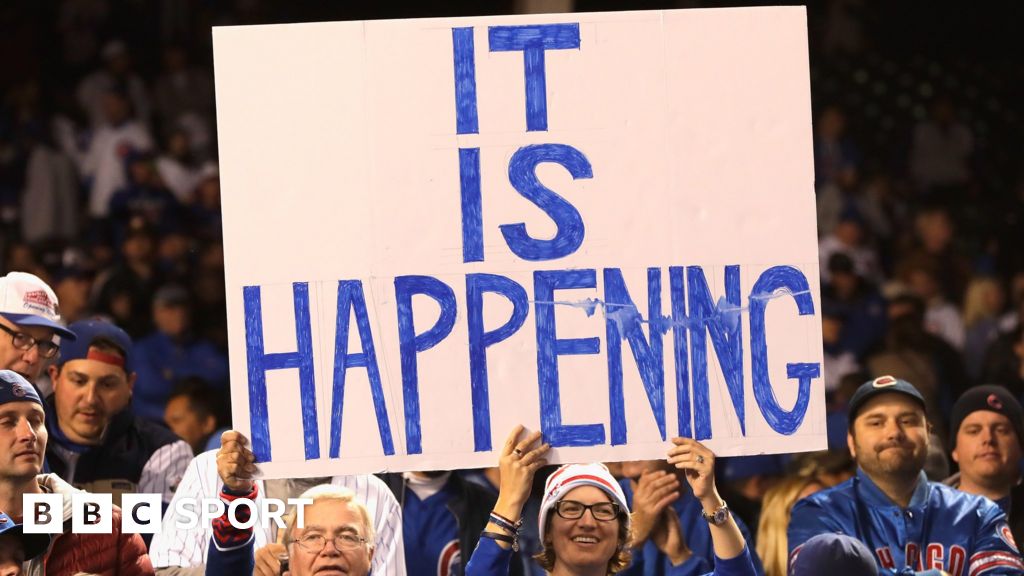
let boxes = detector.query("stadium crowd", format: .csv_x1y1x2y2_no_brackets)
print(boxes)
0,1,1022,575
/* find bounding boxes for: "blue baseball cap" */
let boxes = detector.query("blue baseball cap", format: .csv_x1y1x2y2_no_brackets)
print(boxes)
847,375,927,424
791,533,877,576
0,370,43,407
56,319,134,373
0,511,51,560
0,272,76,340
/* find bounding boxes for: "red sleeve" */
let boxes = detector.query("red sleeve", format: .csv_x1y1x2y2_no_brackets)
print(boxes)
213,484,260,550
114,506,156,576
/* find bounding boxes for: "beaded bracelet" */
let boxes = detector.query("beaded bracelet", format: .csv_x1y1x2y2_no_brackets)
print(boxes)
489,512,522,534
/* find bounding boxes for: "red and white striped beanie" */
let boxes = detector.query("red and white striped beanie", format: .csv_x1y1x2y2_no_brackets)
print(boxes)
538,463,630,542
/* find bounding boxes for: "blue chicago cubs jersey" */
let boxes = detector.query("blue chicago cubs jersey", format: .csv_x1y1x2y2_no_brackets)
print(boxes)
788,469,1024,575
403,483,462,576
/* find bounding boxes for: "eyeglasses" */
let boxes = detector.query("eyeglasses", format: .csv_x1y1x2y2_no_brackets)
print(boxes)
293,533,368,553
554,500,620,522
0,324,59,359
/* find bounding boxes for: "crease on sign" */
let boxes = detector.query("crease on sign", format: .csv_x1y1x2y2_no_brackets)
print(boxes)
532,287,812,339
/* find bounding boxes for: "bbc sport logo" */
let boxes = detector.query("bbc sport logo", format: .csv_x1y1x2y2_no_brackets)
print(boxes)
21,494,313,534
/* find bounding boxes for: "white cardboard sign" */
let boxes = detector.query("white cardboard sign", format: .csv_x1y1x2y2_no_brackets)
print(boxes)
213,6,825,477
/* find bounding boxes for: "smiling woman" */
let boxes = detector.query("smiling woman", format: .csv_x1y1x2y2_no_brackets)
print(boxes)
465,426,757,576
534,465,632,576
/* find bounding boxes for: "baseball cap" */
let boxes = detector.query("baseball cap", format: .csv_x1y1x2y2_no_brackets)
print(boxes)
847,375,927,424
950,385,1024,448
791,533,877,576
0,272,76,340
0,511,50,560
56,319,133,373
538,463,630,543
0,370,43,407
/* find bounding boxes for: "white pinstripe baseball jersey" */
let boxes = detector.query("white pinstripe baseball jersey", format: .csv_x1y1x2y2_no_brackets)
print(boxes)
149,450,406,576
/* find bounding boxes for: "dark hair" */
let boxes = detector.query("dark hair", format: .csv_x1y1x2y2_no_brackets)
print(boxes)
827,252,856,276
533,508,632,575
167,376,224,427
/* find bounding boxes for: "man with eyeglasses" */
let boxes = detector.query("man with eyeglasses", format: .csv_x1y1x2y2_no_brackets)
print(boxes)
152,430,404,576
0,272,77,384
207,484,375,576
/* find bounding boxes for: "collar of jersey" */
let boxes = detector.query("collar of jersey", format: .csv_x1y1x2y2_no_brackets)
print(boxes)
855,467,931,509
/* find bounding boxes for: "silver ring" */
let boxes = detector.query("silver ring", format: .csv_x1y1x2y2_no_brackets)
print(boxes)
696,455,705,464
513,448,523,457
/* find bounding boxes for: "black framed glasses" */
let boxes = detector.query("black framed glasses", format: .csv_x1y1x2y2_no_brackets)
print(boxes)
0,324,59,359
294,533,368,553
554,500,620,522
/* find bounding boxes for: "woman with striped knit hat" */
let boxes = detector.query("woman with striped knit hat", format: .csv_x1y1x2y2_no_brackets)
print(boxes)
465,425,756,576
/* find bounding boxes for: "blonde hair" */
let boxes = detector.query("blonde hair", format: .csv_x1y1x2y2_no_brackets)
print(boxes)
756,475,824,576
282,485,375,546
962,277,1003,329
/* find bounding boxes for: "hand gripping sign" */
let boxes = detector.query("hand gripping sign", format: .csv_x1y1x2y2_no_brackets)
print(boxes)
213,7,825,477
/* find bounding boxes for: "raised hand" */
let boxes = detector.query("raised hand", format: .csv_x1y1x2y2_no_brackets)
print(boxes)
650,507,693,566
666,438,720,506
493,425,550,523
216,430,258,493
630,469,680,544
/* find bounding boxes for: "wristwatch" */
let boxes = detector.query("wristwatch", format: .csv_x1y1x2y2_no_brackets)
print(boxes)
701,500,730,525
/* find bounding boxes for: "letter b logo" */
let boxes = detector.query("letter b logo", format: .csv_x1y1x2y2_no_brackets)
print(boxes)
22,494,62,534
72,493,112,534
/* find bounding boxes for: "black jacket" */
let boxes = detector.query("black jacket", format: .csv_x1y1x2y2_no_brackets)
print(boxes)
44,396,191,506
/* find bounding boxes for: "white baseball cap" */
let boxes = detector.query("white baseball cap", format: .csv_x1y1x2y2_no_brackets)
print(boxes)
0,272,77,340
